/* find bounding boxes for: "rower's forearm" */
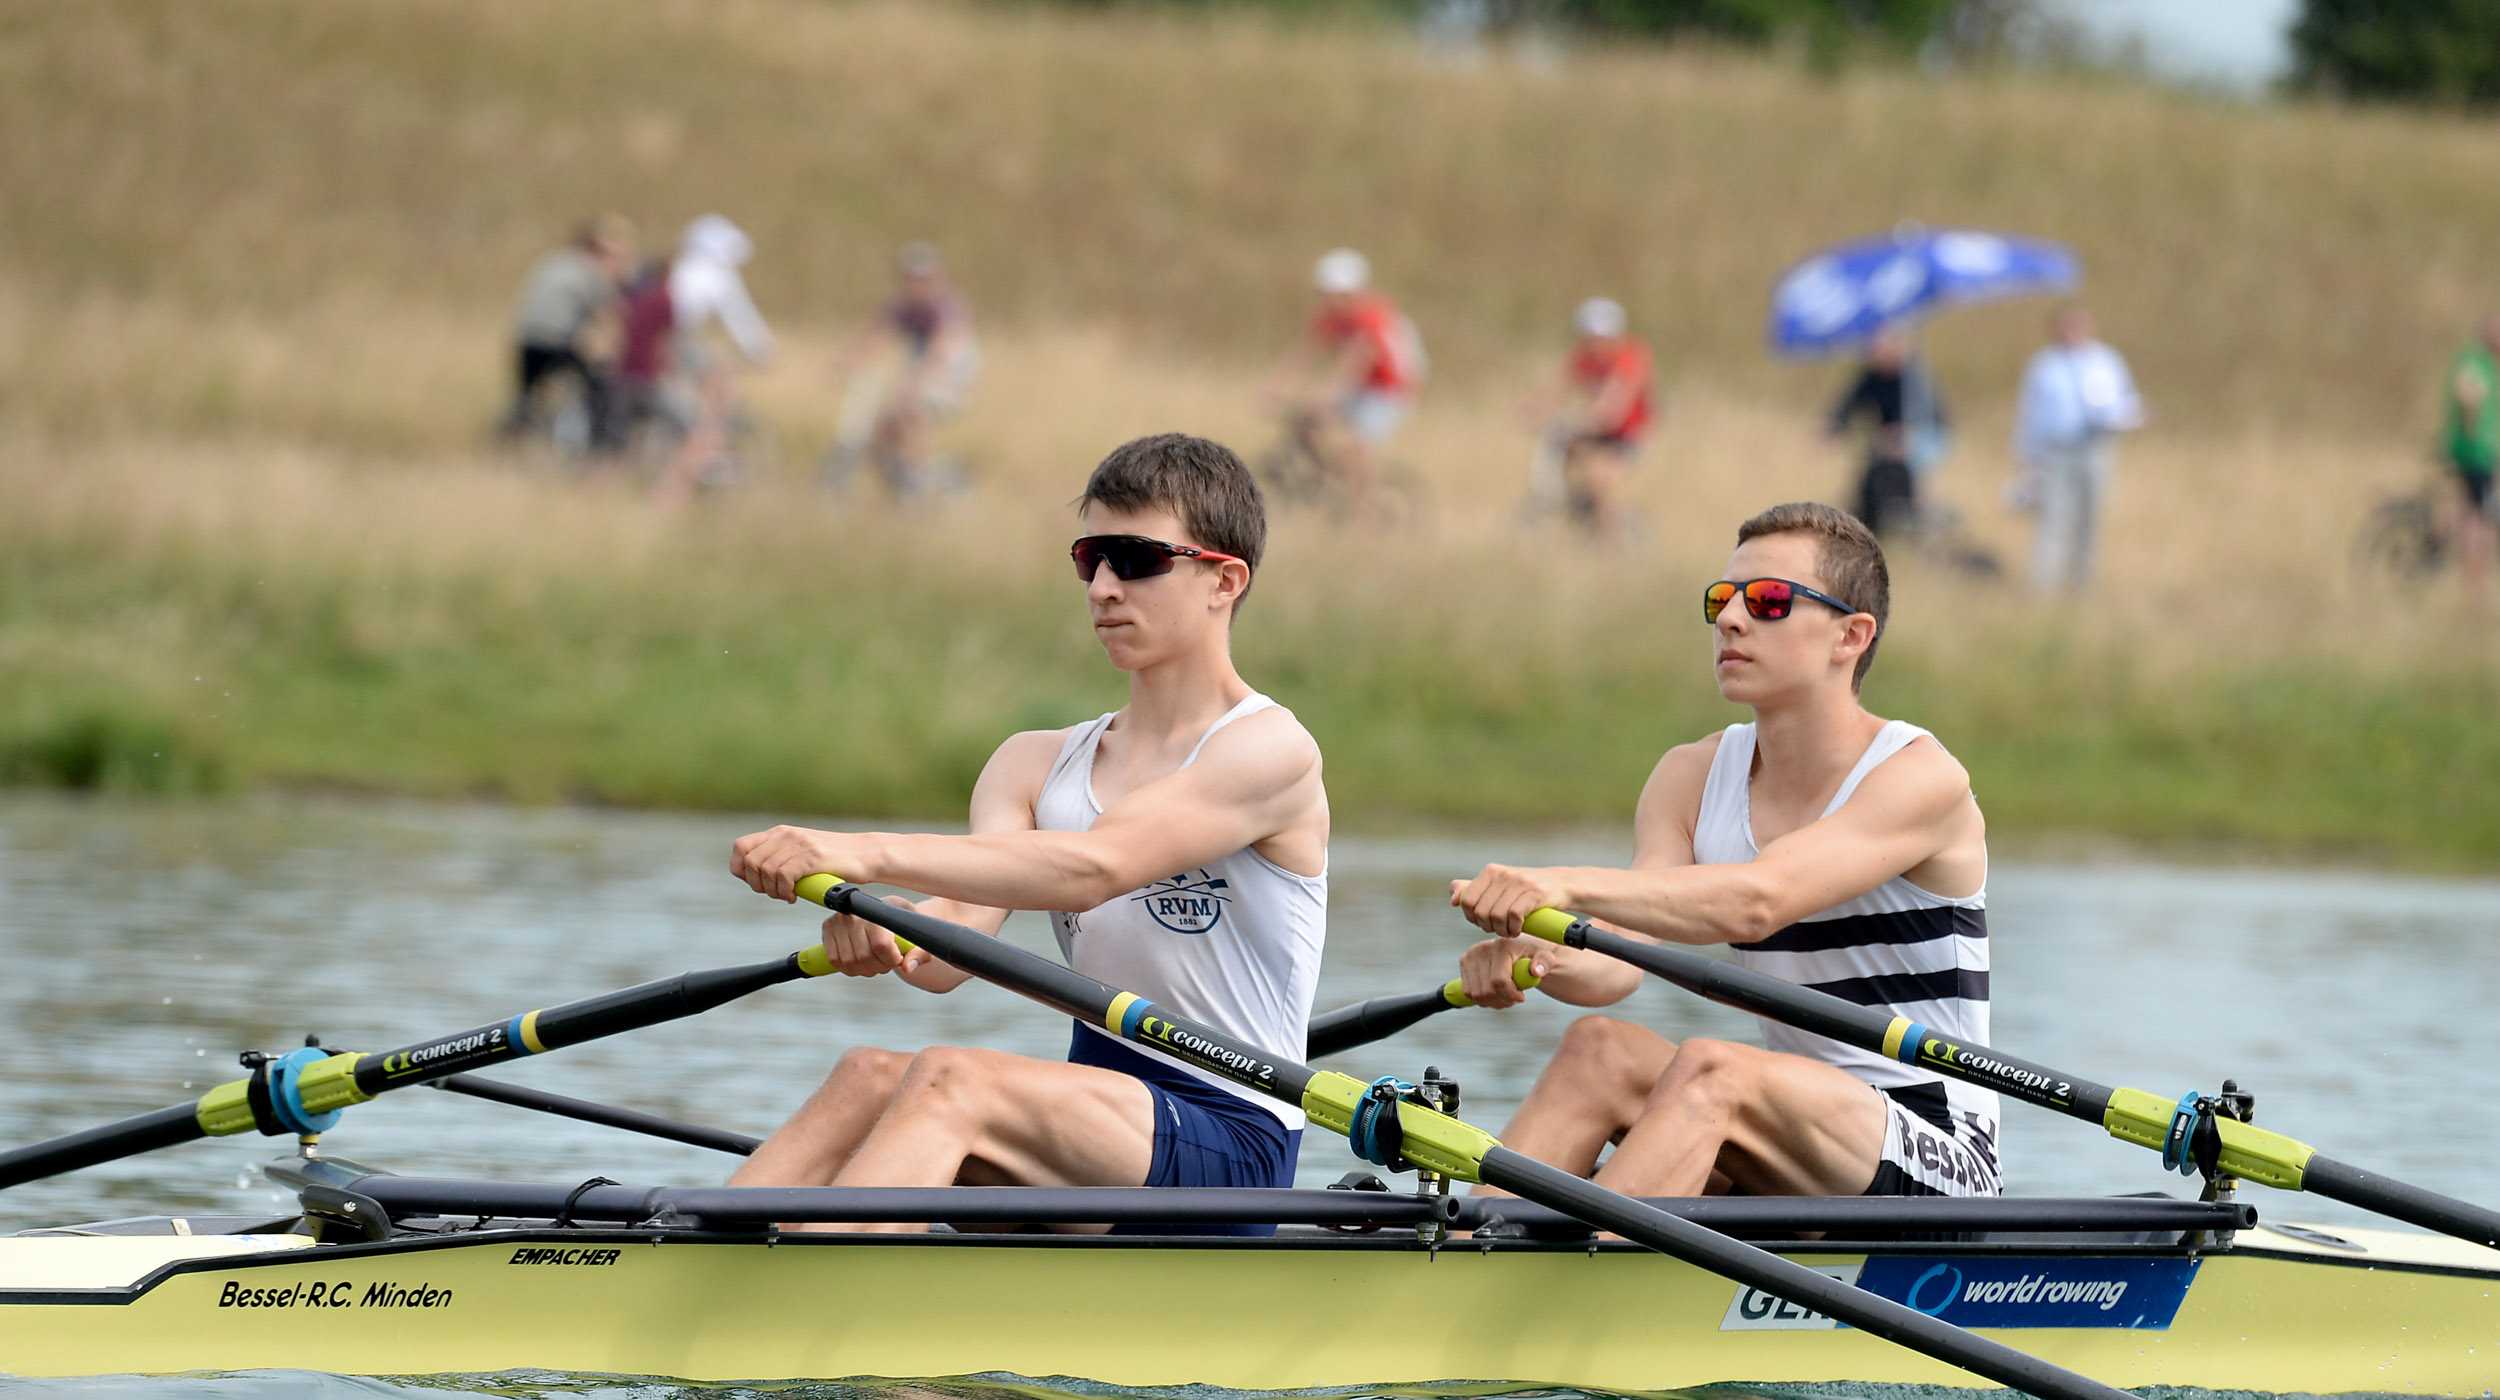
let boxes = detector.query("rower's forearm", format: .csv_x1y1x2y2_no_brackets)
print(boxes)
857,831,1125,913
1532,943,1645,1006
1565,867,1778,946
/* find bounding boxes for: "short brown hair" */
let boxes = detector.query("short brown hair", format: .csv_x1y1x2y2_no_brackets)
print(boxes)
1735,502,1889,691
1077,434,1266,610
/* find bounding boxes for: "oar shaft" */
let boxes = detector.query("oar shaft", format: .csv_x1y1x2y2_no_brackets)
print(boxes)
0,1105,202,1191
2304,1153,2500,1250
1304,958,1538,1060
0,947,831,1192
1480,1147,2127,1400
343,953,830,1100
803,878,2127,1400
431,1074,762,1157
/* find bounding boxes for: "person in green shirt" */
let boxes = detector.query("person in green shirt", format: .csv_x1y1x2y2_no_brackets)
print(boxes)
2442,316,2500,601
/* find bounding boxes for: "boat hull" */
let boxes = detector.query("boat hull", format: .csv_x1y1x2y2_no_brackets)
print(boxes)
3,1220,2496,1392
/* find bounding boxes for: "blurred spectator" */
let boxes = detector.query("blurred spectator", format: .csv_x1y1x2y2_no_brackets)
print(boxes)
605,256,682,455
2012,305,2142,595
498,215,635,447
1826,324,1942,539
824,242,981,498
1262,248,1425,513
1521,297,1656,542
2440,314,2500,601
653,215,774,510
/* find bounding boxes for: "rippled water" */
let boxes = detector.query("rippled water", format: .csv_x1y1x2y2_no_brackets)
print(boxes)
2,793,2497,1396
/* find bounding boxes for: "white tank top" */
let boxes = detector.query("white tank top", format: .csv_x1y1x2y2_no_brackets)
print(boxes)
1034,694,1328,1129
1692,721,1998,1139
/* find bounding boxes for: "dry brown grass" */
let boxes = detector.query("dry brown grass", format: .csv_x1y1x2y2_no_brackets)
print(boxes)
7,0,2500,436
2,0,2496,859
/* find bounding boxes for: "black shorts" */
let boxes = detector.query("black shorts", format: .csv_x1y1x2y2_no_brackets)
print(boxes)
2457,465,2494,511
1863,1084,1999,1199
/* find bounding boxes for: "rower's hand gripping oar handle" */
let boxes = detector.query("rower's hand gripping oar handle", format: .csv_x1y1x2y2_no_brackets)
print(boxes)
795,873,924,958
1441,956,1540,1007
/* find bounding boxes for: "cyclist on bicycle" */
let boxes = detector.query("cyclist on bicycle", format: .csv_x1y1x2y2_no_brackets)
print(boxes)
2442,314,2500,601
1522,297,1655,541
1262,248,1423,511
826,242,981,499
498,215,636,449
652,214,775,511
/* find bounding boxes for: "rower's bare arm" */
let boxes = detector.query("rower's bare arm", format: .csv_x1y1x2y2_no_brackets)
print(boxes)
740,711,1318,916
1562,738,1974,943
731,728,1062,989
1453,740,1709,1008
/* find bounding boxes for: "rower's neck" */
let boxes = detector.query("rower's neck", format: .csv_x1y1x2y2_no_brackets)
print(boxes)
1118,639,1253,745
1748,691,1886,796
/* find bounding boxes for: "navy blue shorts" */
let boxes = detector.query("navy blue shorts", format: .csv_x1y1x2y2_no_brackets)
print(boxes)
1066,1024,1300,1236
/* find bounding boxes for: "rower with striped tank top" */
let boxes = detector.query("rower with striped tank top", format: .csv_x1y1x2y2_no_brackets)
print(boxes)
1449,501,2000,1201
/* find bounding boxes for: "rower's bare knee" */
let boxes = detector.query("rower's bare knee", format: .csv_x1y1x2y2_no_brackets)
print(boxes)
828,1044,909,1087
1555,1015,1673,1085
1648,1037,1745,1117
886,1045,999,1125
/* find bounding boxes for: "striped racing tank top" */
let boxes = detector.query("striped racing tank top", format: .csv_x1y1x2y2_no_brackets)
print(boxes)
1691,721,1997,1141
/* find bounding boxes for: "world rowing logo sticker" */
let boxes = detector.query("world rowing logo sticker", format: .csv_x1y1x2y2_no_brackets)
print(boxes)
1133,871,1231,934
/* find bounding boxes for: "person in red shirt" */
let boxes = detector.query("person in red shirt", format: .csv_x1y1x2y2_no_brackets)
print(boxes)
1262,249,1424,512
1522,298,1656,541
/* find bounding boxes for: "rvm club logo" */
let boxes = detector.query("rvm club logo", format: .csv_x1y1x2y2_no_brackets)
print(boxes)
1134,872,1231,934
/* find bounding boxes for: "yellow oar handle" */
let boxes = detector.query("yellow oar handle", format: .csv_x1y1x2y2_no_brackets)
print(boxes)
1439,957,1541,1008
1521,907,1582,943
793,873,921,956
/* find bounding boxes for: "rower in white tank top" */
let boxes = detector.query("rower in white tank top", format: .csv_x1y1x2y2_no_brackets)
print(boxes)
1034,693,1328,1130
1693,720,2001,1171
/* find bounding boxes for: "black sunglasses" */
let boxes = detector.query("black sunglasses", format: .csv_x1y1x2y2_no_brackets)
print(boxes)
1071,534,1245,583
1702,577,1864,624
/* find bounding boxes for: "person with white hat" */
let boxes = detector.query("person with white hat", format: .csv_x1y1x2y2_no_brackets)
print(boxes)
653,214,775,510
1261,248,1425,513
1520,297,1658,542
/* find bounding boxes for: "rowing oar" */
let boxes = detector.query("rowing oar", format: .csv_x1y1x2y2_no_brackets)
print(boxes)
1516,907,2500,1251
1304,957,1539,1059
0,947,835,1190
795,875,2128,1400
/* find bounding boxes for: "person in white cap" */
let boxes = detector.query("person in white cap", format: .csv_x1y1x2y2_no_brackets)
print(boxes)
1261,248,1425,513
653,214,775,510
1520,297,1657,542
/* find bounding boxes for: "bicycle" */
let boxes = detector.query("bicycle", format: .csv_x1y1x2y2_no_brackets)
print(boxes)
1252,410,1429,527
616,377,779,500
495,361,607,465
2352,478,2460,582
817,364,972,504
1513,423,1649,543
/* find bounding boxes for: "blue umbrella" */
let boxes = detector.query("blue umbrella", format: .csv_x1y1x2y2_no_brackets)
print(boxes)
1767,226,2079,357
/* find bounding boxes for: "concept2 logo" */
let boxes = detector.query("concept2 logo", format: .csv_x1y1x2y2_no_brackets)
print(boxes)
1133,872,1230,934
